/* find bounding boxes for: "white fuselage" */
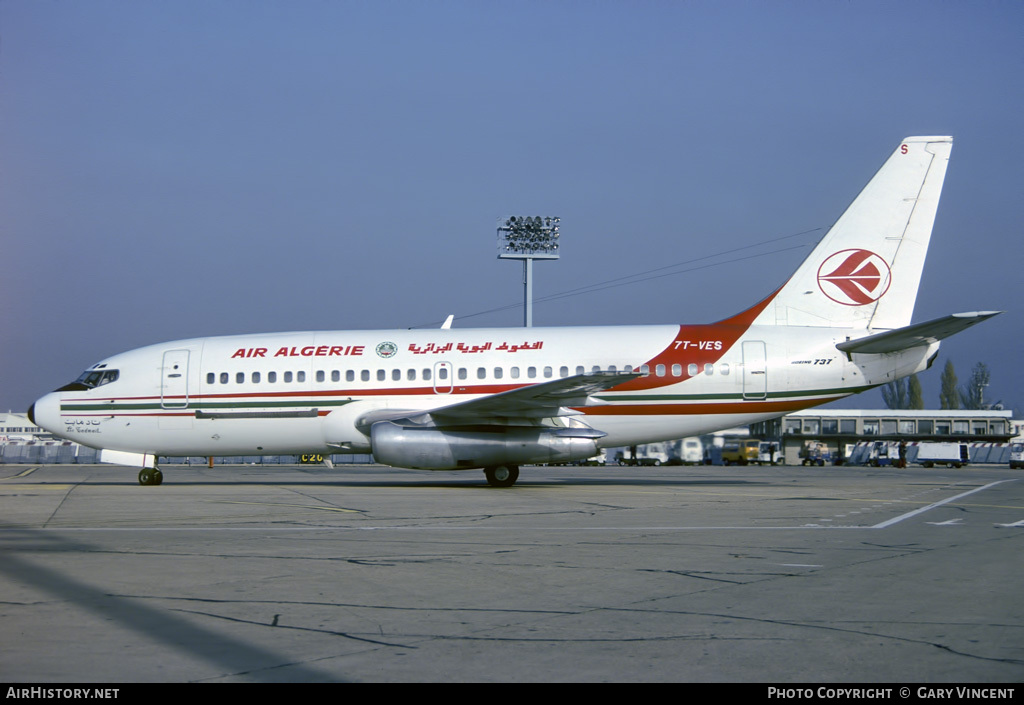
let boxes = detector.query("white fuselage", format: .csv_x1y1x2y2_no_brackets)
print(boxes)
31,321,936,461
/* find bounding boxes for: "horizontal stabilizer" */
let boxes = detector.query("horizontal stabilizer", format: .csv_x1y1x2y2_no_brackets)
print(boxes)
836,311,1002,355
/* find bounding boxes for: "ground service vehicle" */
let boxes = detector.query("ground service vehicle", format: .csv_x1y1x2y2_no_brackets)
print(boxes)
801,440,829,466
722,440,761,465
680,438,704,465
1010,443,1023,470
916,442,970,468
758,441,782,465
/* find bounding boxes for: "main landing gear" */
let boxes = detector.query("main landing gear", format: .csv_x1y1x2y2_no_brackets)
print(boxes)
484,465,519,488
139,467,163,486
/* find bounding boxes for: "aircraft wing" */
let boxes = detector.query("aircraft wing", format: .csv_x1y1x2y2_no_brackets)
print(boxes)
355,370,641,432
836,311,1002,355
427,370,642,419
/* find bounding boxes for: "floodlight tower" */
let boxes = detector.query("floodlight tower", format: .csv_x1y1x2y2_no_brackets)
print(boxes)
497,216,560,327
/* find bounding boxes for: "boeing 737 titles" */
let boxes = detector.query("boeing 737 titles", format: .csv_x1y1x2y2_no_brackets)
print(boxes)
29,137,1000,487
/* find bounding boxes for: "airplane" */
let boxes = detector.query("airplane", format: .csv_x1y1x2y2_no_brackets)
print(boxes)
28,136,1000,487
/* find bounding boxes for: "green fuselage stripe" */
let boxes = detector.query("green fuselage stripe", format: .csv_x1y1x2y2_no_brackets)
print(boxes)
62,399,355,412
594,383,875,403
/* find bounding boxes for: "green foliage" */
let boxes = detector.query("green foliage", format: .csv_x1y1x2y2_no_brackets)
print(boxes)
960,362,997,410
881,378,908,410
882,374,925,410
907,374,924,410
939,359,959,410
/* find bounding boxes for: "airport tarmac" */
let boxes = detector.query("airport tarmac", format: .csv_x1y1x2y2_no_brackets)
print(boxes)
1,462,1022,683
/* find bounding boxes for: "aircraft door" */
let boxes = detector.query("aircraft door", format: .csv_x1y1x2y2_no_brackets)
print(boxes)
433,361,453,394
161,349,190,409
742,341,767,400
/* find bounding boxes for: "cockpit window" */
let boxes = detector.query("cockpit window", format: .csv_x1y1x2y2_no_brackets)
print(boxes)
72,369,120,389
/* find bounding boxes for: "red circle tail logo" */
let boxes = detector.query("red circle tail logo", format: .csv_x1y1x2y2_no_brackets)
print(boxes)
816,249,891,306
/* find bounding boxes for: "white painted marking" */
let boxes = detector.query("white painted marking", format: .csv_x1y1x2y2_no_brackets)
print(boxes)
871,480,1016,529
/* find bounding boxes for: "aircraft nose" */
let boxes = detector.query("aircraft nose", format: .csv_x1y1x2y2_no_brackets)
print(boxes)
30,393,61,435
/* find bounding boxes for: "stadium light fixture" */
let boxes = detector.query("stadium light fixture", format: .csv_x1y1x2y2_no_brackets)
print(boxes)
497,216,560,327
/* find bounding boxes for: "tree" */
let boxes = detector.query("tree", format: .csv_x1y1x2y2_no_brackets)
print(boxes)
939,359,959,410
882,374,925,410
881,378,909,410
907,374,924,410
960,362,999,410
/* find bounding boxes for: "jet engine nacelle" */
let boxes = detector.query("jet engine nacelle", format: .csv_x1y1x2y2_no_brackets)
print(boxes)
370,421,600,471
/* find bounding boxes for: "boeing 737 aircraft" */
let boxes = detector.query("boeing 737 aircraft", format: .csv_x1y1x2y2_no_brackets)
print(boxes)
29,136,999,486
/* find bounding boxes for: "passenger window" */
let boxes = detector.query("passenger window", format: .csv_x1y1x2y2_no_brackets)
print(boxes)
284,371,293,383
316,370,325,383
220,372,229,384
641,365,650,376
377,369,385,381
688,363,698,376
437,367,447,380
392,369,401,381
494,367,503,379
458,368,467,380
672,364,682,377
477,367,486,380
423,368,432,381
543,366,553,378
407,369,416,381
559,366,568,377
268,372,277,383
252,372,260,383
236,372,245,384
576,366,585,375
207,373,215,384
655,364,665,377
528,367,537,379
361,370,370,382
297,371,305,382
720,363,730,375
343,370,352,382
704,363,713,375
511,367,520,379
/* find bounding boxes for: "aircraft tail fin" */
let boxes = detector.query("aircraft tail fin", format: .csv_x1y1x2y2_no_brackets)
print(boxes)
750,136,953,330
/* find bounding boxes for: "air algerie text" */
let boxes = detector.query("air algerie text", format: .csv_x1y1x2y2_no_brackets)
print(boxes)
231,346,365,359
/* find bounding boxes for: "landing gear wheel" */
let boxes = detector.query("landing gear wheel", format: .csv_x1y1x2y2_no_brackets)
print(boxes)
484,465,519,488
139,468,163,486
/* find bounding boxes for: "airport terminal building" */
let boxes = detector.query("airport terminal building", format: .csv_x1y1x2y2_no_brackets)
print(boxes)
750,408,1016,466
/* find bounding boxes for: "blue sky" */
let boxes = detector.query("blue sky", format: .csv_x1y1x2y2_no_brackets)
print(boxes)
2,1,1022,414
